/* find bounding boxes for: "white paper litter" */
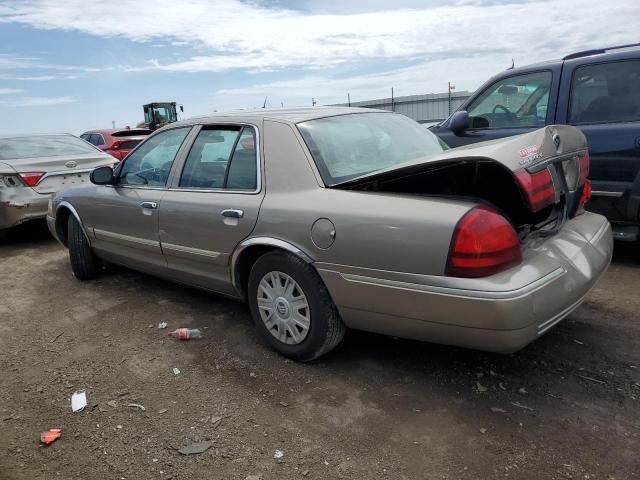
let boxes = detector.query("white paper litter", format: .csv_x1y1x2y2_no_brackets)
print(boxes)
71,391,87,412
158,322,168,329
274,450,284,459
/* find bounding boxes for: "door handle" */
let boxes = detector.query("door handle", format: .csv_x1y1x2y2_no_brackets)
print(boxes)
221,208,244,219
140,201,158,209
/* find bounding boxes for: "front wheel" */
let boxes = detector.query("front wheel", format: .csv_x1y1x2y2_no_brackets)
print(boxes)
247,251,345,362
67,215,101,280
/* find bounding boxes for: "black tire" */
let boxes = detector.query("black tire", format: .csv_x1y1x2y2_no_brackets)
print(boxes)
67,215,101,280
247,251,346,362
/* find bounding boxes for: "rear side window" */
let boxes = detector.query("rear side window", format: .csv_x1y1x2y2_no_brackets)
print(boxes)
569,60,640,124
179,126,257,190
466,71,552,129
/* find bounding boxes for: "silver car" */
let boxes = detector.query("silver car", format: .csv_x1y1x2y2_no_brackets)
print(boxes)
47,108,612,361
1,134,115,232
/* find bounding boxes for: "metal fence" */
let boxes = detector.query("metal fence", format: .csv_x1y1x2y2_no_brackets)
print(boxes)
332,91,472,123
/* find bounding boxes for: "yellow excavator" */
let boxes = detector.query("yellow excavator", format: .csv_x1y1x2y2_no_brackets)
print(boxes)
137,102,183,131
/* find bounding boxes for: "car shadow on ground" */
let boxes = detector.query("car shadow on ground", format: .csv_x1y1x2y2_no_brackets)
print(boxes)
0,220,54,248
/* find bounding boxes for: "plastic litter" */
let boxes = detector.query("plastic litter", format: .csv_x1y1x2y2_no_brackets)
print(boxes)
127,403,146,411
71,391,87,412
172,367,181,376
40,428,62,445
158,322,168,329
274,449,284,459
167,328,202,340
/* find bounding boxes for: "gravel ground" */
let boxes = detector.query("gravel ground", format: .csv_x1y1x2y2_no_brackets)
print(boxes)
0,221,638,480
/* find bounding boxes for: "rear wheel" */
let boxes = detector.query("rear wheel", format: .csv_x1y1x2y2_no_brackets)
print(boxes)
67,215,101,280
247,251,345,362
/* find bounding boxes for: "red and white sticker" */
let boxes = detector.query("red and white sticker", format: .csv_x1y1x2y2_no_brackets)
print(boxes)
518,145,540,158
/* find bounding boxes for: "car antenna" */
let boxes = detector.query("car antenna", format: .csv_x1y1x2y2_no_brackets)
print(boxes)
508,58,514,70
262,96,268,109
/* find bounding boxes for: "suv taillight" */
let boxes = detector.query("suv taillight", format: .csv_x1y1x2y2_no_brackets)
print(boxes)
514,167,556,212
446,206,523,278
578,150,590,185
575,179,592,216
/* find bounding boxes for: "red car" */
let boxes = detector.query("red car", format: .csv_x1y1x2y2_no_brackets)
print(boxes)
80,128,150,160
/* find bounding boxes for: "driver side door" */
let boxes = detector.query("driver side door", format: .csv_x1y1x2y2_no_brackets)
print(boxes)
439,69,558,148
89,127,192,274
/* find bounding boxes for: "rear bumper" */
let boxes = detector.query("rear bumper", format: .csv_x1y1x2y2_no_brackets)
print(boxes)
316,212,613,353
0,189,50,229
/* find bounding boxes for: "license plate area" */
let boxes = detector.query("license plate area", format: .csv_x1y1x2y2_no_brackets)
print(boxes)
34,172,90,193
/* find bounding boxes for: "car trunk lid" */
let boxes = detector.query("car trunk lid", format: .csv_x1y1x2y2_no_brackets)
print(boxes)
2,153,115,194
335,125,590,241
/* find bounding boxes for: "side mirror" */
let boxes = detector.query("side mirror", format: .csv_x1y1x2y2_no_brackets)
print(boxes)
90,166,115,185
448,110,469,133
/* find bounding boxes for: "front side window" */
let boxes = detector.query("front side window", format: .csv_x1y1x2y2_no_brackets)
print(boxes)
466,71,552,129
117,127,189,187
569,60,640,124
179,126,257,190
297,113,447,185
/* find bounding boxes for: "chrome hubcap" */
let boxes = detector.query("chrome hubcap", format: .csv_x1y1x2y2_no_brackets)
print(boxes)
257,271,310,345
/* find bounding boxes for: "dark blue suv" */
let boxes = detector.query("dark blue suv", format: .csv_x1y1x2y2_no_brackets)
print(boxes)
430,44,640,241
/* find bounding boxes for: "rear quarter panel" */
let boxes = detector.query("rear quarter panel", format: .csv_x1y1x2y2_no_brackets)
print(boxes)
254,120,472,275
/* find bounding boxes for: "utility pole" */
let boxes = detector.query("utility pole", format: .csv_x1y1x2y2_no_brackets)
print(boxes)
347,92,351,107
111,120,115,128
391,87,395,112
448,81,456,115
312,98,317,106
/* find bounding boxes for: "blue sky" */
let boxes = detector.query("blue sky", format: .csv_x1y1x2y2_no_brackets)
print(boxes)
0,0,637,134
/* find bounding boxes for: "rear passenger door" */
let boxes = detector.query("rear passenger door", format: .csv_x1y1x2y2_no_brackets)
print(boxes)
159,123,264,294
557,58,640,222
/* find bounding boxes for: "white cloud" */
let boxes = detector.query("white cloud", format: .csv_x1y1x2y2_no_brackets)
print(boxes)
0,0,636,75
0,87,22,94
1,96,77,107
0,53,103,72
0,74,57,81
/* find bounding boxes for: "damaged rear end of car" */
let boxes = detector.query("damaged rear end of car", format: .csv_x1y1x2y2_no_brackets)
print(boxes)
335,125,594,279
297,113,612,353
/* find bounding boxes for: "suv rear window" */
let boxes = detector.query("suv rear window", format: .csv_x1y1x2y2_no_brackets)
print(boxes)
569,60,640,124
118,140,142,150
112,129,151,137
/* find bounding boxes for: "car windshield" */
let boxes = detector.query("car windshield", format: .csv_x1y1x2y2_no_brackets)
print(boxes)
0,135,98,160
297,113,448,185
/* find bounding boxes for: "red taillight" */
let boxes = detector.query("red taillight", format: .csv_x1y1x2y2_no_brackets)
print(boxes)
514,167,556,212
19,172,45,187
446,206,523,278
576,179,592,215
578,149,590,185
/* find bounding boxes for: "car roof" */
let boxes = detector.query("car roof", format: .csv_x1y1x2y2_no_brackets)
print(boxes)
168,106,388,128
503,43,640,76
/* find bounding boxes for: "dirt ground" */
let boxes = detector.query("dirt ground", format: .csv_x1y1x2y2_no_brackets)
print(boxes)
0,221,638,480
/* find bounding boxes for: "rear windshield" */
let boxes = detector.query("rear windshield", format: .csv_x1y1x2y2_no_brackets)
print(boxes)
119,140,142,149
112,129,151,137
0,135,99,160
297,113,447,185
